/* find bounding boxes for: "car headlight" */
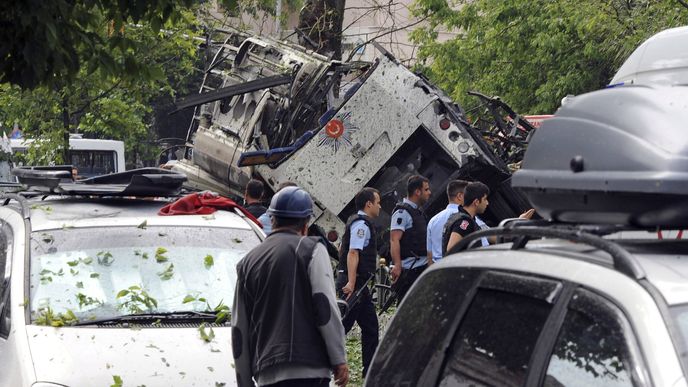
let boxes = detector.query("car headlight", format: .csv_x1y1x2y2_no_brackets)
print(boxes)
32,383,69,387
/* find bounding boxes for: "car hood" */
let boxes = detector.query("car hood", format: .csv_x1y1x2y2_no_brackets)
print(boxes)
26,324,235,386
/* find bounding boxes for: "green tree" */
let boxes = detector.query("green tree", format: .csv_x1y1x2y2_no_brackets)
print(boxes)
0,9,200,167
0,0,196,89
411,0,688,114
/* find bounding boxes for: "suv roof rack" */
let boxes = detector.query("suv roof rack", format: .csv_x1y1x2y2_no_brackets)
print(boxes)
447,222,646,280
12,166,187,197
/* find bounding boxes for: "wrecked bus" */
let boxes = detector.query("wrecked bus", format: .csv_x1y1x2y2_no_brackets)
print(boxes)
168,28,533,245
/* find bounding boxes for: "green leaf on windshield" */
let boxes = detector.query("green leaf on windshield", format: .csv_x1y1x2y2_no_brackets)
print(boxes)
142,252,149,260
34,307,79,327
158,264,174,280
232,238,242,244
83,257,94,265
90,273,100,278
76,281,84,289
70,268,79,276
97,251,114,266
204,254,214,269
67,260,79,267
76,293,102,309
182,295,196,304
111,375,123,387
155,247,168,263
215,311,228,324
116,289,130,298
137,220,148,229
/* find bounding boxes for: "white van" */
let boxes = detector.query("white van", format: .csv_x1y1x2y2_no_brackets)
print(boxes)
10,137,126,178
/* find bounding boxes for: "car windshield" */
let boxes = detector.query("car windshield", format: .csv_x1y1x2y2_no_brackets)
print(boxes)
29,226,258,324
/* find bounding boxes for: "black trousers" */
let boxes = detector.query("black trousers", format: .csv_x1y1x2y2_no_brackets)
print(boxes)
262,378,330,387
395,265,426,303
337,273,379,376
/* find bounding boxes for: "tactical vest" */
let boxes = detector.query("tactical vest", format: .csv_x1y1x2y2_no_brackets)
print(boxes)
442,210,473,255
235,230,330,372
394,202,428,258
339,213,378,276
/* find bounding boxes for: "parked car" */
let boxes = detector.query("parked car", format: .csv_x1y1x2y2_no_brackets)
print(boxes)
366,225,688,387
0,167,263,386
366,72,688,386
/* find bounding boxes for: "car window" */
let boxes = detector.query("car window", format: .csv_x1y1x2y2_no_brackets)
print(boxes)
437,288,553,387
29,226,259,324
670,304,688,373
544,288,639,387
366,268,481,387
0,222,12,338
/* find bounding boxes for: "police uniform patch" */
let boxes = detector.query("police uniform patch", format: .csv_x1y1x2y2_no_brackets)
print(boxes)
356,228,365,238
460,220,470,230
396,218,403,225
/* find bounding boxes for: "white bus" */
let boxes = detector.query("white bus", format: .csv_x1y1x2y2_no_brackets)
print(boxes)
10,137,126,178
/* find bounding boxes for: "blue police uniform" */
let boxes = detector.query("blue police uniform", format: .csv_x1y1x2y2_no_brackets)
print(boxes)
475,216,490,247
390,198,428,269
427,203,460,262
337,210,379,376
349,211,371,250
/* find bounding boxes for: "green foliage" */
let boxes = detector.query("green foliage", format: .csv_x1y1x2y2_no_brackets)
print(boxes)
204,254,214,269
116,285,158,314
35,307,79,327
155,247,169,263
97,251,115,266
76,293,103,309
198,322,216,342
0,8,200,167
111,375,123,387
411,0,688,113
157,263,175,280
0,0,195,89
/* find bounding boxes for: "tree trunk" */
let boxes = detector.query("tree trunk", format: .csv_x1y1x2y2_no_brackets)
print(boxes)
61,94,70,164
297,0,346,60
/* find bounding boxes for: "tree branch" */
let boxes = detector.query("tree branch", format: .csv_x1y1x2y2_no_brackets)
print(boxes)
69,80,122,117
346,15,430,61
678,0,688,9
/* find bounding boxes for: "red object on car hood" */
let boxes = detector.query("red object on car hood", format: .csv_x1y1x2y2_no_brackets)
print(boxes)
158,192,261,227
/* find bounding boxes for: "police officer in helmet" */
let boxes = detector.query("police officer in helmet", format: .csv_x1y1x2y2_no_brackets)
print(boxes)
389,175,432,301
336,187,381,377
232,187,349,387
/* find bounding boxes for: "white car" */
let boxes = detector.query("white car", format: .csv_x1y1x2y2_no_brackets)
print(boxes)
610,25,688,86
0,168,263,386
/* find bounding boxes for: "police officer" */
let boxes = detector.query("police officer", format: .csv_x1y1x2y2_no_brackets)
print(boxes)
232,187,349,387
389,175,431,301
426,180,469,263
336,187,381,377
442,181,489,255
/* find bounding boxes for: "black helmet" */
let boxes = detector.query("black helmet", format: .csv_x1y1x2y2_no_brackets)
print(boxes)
267,186,314,218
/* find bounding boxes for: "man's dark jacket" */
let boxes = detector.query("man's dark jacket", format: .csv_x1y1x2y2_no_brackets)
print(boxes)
235,230,330,373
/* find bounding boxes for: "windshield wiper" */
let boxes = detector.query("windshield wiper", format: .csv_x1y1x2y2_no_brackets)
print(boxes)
73,310,223,326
